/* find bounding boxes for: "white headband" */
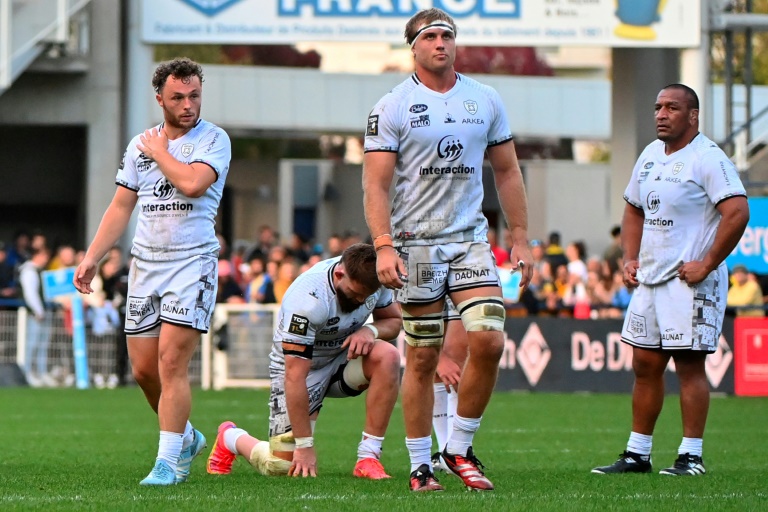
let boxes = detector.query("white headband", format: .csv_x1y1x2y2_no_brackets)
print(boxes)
410,20,455,47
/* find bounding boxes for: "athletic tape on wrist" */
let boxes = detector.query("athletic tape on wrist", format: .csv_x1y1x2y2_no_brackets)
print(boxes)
363,324,379,339
295,436,314,449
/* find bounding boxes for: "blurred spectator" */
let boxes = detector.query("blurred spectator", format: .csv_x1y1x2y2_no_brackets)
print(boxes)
19,247,54,387
607,270,633,318
727,264,764,317
30,232,48,253
246,225,277,262
342,229,363,249
562,271,589,318
216,232,230,260
244,256,267,303
544,231,568,272
603,225,623,276
300,253,323,274
553,263,569,300
48,243,77,270
100,247,130,386
217,260,245,303
231,243,247,288
273,260,298,303
267,245,288,265
585,270,613,314
325,233,344,258
530,239,545,272
488,228,509,266
565,241,588,282
288,232,311,264
6,230,31,269
0,243,18,299
259,259,298,304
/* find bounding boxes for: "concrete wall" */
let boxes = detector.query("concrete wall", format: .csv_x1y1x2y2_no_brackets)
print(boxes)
0,1,123,247
525,160,613,258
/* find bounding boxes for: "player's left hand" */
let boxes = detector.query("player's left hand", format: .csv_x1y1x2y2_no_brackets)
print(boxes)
342,328,376,360
677,260,711,286
289,447,317,477
137,127,169,159
510,244,534,290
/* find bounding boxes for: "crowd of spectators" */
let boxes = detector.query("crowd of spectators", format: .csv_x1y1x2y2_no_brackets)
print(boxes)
2,223,767,387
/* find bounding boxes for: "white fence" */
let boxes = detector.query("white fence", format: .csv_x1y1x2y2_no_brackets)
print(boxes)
0,303,284,388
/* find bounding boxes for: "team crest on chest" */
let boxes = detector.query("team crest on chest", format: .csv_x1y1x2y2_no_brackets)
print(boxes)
181,143,194,157
463,100,478,115
672,162,684,175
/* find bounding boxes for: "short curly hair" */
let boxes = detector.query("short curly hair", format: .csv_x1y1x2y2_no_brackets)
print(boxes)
152,57,204,94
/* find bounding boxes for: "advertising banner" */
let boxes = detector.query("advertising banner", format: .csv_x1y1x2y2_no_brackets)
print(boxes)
493,317,735,394
733,317,768,396
728,197,768,274
143,0,700,48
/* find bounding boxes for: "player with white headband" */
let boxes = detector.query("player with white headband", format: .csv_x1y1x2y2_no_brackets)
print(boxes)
409,20,455,47
363,8,533,492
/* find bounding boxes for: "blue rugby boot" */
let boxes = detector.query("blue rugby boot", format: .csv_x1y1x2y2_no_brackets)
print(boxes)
176,429,207,483
140,460,176,486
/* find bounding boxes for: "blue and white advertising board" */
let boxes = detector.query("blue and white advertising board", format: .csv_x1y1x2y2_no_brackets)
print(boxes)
728,197,768,275
142,0,700,47
41,267,90,389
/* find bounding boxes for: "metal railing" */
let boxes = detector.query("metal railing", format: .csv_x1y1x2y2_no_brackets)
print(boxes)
0,0,91,94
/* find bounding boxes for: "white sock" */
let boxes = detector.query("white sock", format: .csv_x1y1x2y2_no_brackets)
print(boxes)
627,432,653,457
224,427,248,455
157,431,184,471
678,437,703,457
181,421,194,450
406,436,432,473
446,387,458,444
357,432,384,461
432,383,449,452
446,415,481,457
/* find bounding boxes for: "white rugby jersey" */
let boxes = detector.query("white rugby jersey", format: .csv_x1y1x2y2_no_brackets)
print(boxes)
364,73,513,246
624,133,746,285
270,257,394,371
116,119,230,261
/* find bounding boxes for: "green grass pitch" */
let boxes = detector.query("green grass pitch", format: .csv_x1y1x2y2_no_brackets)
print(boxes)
1,388,766,511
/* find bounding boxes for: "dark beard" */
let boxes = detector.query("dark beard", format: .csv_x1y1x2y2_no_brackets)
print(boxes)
337,289,362,313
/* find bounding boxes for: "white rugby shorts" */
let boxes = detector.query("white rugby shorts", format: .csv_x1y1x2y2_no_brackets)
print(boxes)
125,253,218,334
395,242,500,305
621,265,727,353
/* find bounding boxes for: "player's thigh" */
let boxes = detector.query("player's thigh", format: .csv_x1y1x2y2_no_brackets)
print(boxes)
268,357,342,437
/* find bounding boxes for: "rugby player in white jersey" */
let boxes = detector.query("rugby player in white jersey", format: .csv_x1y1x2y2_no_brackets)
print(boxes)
592,84,748,476
74,58,231,485
362,8,533,491
206,243,402,479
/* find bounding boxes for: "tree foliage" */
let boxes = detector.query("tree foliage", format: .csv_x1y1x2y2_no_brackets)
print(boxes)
711,0,768,84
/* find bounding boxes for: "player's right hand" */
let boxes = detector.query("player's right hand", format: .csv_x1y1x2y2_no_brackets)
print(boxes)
436,353,461,393
623,260,640,289
289,447,318,477
73,258,98,294
375,246,406,289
